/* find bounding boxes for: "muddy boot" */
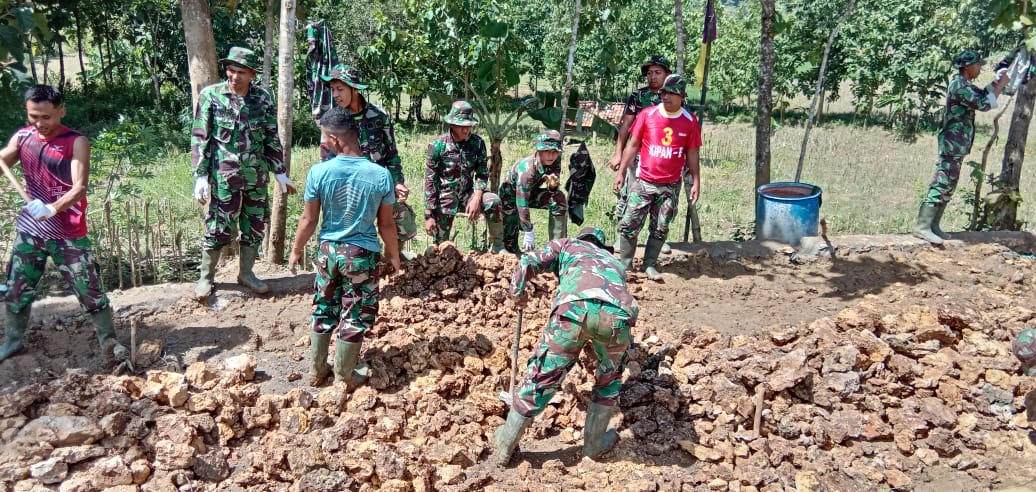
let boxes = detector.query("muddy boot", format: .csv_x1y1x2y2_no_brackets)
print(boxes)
91,306,129,365
492,408,533,466
912,204,943,245
660,242,672,254
931,203,948,239
0,308,30,362
334,339,369,389
548,214,568,241
642,237,665,281
309,332,332,387
583,402,618,458
237,245,270,294
618,235,635,272
195,249,220,301
487,219,506,253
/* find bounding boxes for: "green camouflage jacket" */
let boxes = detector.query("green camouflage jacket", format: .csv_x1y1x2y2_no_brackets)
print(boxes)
510,238,638,318
623,86,663,118
355,96,404,185
424,132,489,217
938,73,995,157
503,155,562,232
190,82,285,189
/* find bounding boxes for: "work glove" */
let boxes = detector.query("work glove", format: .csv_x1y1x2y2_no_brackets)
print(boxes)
194,177,210,203
522,231,536,251
275,173,297,194
26,199,56,221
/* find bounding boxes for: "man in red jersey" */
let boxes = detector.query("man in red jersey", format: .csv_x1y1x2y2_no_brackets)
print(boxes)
613,74,701,280
0,85,128,364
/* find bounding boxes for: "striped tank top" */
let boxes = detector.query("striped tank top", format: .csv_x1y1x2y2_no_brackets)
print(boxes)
15,125,88,239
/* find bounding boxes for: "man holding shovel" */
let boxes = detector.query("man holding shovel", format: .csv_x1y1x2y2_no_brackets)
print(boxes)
492,226,638,464
0,84,129,365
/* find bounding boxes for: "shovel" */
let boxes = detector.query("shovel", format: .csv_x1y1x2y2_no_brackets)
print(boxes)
498,308,524,404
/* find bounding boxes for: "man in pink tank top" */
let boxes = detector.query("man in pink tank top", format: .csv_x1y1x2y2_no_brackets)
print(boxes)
0,85,128,365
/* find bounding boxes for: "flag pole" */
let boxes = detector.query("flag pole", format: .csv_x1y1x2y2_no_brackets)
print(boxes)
684,39,711,243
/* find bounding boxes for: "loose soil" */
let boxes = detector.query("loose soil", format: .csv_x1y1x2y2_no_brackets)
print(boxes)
2,233,1035,491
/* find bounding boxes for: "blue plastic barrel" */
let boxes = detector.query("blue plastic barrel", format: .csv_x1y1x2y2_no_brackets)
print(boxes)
755,182,822,247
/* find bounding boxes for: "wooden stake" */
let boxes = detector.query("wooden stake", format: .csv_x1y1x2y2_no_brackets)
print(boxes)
753,385,765,438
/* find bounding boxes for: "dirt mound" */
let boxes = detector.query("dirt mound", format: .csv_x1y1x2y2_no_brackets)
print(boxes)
1,239,1036,490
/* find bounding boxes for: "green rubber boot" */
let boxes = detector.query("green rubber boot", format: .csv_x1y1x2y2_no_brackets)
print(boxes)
0,308,30,362
237,245,270,294
309,332,332,387
618,235,636,272
583,402,618,458
548,214,568,241
91,306,129,365
931,203,948,239
487,219,506,253
642,237,666,281
492,408,533,465
912,204,943,245
334,339,369,389
195,249,220,301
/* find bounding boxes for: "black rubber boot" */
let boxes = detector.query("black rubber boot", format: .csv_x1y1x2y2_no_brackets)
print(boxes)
0,308,30,362
618,235,636,272
642,237,666,280
931,203,948,239
583,402,618,458
195,249,220,301
492,408,533,465
309,332,332,387
237,245,270,294
912,204,943,244
334,339,369,389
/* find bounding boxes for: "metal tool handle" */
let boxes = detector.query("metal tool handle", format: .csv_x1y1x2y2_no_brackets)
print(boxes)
508,308,524,399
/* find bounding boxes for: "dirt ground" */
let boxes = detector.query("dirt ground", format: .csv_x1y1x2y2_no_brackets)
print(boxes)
2,232,1036,491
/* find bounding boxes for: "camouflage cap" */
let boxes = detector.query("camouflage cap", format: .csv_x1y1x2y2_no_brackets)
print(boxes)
444,101,478,126
534,129,563,152
320,63,368,90
953,50,984,69
1013,329,1036,376
661,74,688,97
220,46,259,72
641,55,672,76
575,226,610,251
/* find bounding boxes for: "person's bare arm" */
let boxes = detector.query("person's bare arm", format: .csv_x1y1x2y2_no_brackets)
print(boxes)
288,200,321,273
377,204,400,273
0,133,18,168
685,147,701,205
49,135,90,213
608,114,636,170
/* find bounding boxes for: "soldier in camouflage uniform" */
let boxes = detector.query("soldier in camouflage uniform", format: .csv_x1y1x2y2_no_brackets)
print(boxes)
288,107,400,388
499,129,567,254
191,47,296,301
492,226,638,464
1014,328,1036,377
0,85,128,364
608,55,672,251
423,101,504,251
914,50,1008,244
320,64,418,257
565,140,596,227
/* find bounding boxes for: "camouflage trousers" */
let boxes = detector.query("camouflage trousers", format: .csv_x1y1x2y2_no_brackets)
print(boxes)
311,242,381,343
500,183,567,254
5,232,109,314
428,192,503,243
613,157,640,220
924,154,964,206
203,184,269,250
618,177,680,241
395,202,418,242
513,299,633,417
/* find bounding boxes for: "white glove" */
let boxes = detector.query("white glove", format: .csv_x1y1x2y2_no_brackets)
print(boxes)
25,199,56,221
522,231,536,251
194,177,210,203
275,173,295,193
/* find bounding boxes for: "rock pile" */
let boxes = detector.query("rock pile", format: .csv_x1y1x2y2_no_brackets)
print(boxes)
0,245,1033,491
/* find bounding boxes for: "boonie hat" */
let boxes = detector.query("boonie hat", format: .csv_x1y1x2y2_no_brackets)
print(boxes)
1013,328,1036,376
220,46,259,72
575,226,611,252
444,101,478,126
661,74,688,97
641,55,672,76
534,129,563,152
320,63,368,90
953,50,983,69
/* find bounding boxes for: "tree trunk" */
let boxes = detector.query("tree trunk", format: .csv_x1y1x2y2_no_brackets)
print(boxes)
490,138,504,192
262,0,275,92
675,0,686,74
143,51,162,109
94,27,105,86
28,34,38,83
104,24,115,85
57,39,66,92
993,67,1036,230
558,0,581,141
270,0,296,265
754,0,776,216
180,0,220,113
75,11,87,92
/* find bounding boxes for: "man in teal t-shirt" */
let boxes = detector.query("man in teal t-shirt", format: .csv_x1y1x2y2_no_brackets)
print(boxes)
289,107,400,389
